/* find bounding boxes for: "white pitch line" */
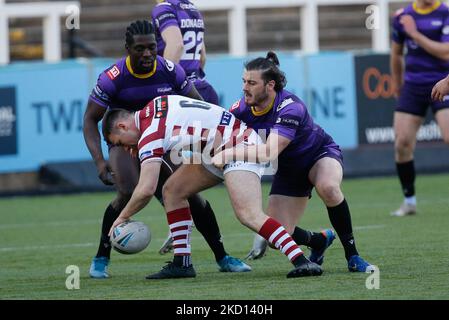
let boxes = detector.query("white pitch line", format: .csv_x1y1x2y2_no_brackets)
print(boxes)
0,224,385,252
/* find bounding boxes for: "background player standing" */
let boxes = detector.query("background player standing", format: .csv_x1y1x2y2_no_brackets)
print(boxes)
390,0,449,216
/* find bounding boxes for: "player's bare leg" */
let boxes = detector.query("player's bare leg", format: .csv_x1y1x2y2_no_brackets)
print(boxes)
435,108,449,145
224,170,322,277
90,146,139,279
246,195,307,260
392,112,423,216
309,157,374,272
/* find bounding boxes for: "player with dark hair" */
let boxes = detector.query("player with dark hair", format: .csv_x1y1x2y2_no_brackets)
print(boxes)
83,20,250,278
390,0,449,216
152,0,222,254
105,95,323,279
212,51,374,272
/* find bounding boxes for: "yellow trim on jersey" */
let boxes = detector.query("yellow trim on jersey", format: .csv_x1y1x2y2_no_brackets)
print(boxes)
125,56,157,79
412,1,441,15
251,97,275,116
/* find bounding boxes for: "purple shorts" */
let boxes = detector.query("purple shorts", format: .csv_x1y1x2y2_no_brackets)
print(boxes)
194,79,219,105
397,81,449,117
270,145,343,198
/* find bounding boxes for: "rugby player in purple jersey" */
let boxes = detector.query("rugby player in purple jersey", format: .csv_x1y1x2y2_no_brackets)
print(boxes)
83,20,249,278
212,51,375,272
152,0,219,105
390,0,449,216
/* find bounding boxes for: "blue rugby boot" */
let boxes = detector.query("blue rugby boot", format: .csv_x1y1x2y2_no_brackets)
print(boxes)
89,256,110,279
309,229,336,265
348,255,375,273
218,255,252,272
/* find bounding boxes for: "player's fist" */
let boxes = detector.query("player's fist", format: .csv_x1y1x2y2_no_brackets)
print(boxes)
399,15,418,37
97,160,115,185
431,75,449,102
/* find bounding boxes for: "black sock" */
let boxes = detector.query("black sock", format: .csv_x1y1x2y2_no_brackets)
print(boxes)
292,253,308,267
291,227,326,250
327,199,358,260
173,255,192,267
396,160,416,197
189,197,227,262
95,204,120,259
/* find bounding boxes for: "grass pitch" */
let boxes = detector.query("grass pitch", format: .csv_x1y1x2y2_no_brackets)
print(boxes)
1,174,448,300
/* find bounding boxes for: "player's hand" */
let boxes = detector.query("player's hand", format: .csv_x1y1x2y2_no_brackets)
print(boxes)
211,152,226,170
96,160,115,185
400,15,418,38
108,216,128,237
125,146,138,158
431,76,449,101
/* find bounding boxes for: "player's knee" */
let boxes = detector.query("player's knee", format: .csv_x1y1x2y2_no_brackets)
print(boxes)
112,192,132,210
162,180,187,202
316,182,342,203
394,137,413,152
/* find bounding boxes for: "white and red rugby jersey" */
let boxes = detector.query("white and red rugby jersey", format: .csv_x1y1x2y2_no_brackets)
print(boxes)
135,95,254,165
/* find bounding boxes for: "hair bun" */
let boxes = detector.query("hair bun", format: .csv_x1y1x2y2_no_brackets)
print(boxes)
266,51,280,66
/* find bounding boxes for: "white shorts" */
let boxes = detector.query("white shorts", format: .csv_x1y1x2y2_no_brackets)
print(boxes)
204,160,266,180
202,130,267,180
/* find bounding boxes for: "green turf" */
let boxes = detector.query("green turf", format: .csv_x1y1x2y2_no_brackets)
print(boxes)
1,173,448,300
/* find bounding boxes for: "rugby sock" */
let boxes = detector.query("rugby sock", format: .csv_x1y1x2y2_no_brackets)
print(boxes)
258,217,305,266
396,160,416,198
327,199,358,260
189,198,227,262
167,207,193,267
292,227,326,250
96,204,120,259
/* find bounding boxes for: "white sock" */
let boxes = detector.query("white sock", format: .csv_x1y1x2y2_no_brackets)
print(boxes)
404,196,416,206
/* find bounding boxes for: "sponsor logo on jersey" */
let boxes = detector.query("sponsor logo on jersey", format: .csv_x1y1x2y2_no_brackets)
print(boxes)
156,13,176,26
431,20,443,26
179,3,196,10
93,85,111,102
219,111,232,125
443,25,449,35
145,106,151,118
230,100,240,112
154,96,168,119
157,87,172,93
276,117,300,127
394,8,404,16
165,59,175,72
180,80,189,91
180,19,204,29
106,65,120,80
276,98,294,112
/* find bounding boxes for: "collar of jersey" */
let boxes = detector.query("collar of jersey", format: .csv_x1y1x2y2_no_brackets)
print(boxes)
412,1,440,15
251,97,275,116
126,56,157,79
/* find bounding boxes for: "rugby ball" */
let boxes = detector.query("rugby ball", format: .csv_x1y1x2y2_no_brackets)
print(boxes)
110,220,151,254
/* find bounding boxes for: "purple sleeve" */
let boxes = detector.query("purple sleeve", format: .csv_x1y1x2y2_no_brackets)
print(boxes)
391,11,405,44
441,12,449,42
88,72,117,108
152,3,179,33
272,103,304,141
169,60,193,95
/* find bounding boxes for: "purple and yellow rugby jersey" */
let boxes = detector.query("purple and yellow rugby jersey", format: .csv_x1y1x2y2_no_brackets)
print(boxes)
89,55,192,111
230,90,340,169
152,0,205,81
392,1,449,84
